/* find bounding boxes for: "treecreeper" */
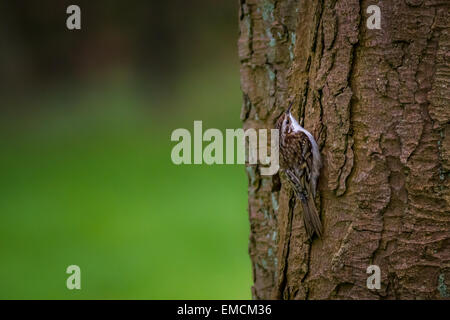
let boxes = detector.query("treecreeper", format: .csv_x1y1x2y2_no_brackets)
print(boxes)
276,101,323,239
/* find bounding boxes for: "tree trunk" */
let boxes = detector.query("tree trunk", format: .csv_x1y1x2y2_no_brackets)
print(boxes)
239,0,449,299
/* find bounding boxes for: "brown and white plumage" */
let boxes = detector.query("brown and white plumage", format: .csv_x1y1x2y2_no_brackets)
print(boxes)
276,103,323,239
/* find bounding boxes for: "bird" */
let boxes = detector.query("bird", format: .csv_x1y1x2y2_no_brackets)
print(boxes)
276,101,323,239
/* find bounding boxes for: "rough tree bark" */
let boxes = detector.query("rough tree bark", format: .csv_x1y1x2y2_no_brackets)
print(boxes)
239,0,449,299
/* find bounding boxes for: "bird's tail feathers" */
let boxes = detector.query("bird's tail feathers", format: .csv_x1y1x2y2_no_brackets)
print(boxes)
299,195,322,239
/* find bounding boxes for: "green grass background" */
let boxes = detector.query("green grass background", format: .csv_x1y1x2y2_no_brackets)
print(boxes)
0,63,252,299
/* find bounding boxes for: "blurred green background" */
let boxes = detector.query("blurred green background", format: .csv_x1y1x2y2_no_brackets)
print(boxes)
0,1,251,299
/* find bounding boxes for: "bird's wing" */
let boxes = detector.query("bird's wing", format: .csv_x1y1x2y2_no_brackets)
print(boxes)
284,132,314,199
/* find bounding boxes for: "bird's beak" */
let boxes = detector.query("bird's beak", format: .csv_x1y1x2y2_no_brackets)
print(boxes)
286,101,294,114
